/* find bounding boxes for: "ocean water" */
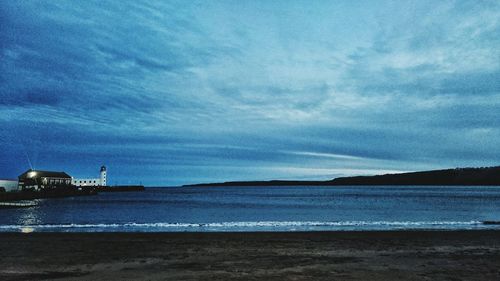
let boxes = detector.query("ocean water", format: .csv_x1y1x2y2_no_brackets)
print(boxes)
1,186,500,232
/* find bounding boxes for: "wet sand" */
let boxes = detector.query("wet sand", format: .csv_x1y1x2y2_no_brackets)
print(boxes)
1,231,500,280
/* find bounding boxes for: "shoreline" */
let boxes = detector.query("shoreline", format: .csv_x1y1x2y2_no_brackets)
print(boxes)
1,230,499,280
182,166,500,187
1,221,499,232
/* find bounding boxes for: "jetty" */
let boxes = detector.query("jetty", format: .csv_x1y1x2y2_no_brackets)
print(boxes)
0,201,37,209
0,188,97,202
97,185,145,192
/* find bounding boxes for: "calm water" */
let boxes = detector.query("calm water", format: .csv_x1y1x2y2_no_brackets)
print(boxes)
1,186,500,232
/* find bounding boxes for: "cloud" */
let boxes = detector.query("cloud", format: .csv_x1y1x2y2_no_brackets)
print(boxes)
0,88,64,106
0,0,499,185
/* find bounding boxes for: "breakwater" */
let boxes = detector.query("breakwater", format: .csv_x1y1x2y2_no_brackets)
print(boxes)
97,185,145,192
0,187,97,202
0,185,145,202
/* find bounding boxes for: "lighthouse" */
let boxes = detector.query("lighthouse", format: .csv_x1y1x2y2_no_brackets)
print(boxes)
100,166,107,186
72,166,109,187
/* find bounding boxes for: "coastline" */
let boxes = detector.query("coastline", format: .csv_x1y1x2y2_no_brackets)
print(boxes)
182,166,500,187
1,230,499,280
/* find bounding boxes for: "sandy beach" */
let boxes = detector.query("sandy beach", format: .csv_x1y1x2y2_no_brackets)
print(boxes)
1,231,499,280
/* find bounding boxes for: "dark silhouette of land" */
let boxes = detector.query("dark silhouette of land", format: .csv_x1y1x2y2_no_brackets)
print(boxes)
183,166,500,187
0,187,97,202
0,185,145,202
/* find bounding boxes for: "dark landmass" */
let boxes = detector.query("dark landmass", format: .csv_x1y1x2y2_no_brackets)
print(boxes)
1,231,499,281
0,187,97,202
0,185,144,202
184,166,500,187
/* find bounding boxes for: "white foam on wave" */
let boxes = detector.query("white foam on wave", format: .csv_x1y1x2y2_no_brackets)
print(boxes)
0,220,492,232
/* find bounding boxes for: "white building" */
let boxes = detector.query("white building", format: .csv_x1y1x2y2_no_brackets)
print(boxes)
0,179,19,192
72,166,107,187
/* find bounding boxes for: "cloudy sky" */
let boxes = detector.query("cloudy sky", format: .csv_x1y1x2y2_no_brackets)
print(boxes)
1,0,499,186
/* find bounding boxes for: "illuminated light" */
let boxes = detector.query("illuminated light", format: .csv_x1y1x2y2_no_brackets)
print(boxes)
21,227,34,233
27,171,37,178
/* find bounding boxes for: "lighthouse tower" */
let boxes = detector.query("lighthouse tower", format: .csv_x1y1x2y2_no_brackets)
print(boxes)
100,166,107,186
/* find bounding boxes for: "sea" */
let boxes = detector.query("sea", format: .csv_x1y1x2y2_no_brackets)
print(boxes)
1,186,500,232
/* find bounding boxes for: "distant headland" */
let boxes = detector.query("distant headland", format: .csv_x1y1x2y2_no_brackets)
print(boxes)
183,166,500,187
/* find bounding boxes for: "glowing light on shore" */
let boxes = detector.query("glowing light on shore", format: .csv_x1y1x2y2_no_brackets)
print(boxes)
20,227,34,233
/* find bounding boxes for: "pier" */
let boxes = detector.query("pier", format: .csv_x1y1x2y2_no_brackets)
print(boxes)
0,201,37,209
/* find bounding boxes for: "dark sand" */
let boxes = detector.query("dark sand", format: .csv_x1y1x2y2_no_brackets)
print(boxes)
1,231,500,280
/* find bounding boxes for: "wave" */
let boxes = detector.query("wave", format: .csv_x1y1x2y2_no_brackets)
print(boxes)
1,220,498,232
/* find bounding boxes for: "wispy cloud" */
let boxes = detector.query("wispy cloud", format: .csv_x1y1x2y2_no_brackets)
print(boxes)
1,0,499,185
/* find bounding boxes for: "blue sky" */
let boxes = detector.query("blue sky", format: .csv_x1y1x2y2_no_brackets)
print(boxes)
1,0,499,186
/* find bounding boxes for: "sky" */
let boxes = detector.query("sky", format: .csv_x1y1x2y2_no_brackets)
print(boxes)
1,0,499,186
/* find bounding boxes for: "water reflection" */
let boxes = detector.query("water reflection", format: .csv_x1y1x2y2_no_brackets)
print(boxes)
16,200,43,231
20,227,34,233
1,187,500,232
